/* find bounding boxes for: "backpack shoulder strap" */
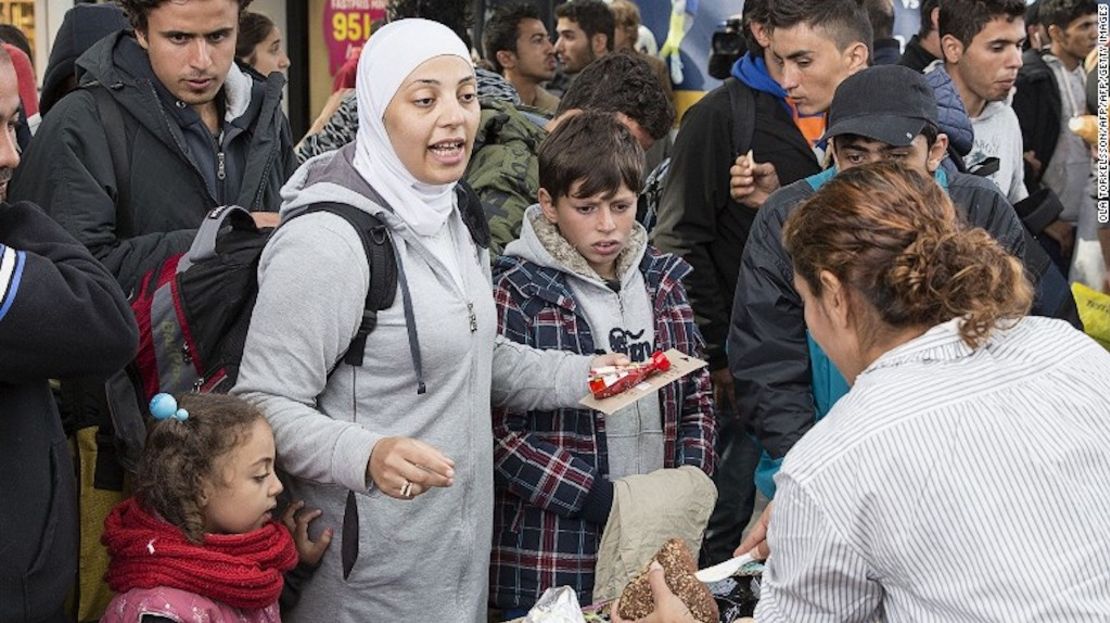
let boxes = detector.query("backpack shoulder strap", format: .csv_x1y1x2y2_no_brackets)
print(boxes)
725,77,757,158
455,180,491,250
291,202,398,367
87,83,133,237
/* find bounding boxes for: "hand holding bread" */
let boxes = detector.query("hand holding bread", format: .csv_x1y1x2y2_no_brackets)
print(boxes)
612,539,718,623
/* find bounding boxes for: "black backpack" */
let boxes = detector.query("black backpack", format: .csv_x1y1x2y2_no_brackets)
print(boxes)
637,77,756,232
104,186,490,474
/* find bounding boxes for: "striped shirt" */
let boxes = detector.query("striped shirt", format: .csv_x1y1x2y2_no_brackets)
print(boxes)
756,316,1110,622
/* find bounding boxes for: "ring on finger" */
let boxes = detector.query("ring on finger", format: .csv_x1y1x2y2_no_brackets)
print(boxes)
400,480,414,498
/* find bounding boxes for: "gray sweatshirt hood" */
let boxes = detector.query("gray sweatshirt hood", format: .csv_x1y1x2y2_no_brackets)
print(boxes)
279,143,467,396
281,143,407,230
504,204,649,290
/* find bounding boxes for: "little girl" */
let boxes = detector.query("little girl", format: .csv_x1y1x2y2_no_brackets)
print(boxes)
100,393,330,622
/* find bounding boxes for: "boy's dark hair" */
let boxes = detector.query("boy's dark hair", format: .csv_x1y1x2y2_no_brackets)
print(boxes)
389,0,474,49
540,111,645,202
863,0,895,40
939,0,1026,48
918,0,941,35
766,0,873,56
556,51,675,141
119,0,254,33
483,3,542,74
0,25,32,64
1038,0,1097,31
235,11,275,63
742,0,771,54
555,0,616,52
133,393,267,543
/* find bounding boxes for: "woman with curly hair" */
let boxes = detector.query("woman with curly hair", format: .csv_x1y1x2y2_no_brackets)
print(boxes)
753,162,1110,621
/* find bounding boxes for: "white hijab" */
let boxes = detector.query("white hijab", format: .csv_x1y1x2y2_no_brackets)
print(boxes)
352,19,474,237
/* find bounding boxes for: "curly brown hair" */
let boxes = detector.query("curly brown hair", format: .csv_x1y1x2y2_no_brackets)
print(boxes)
133,393,266,542
782,162,1033,350
118,0,254,33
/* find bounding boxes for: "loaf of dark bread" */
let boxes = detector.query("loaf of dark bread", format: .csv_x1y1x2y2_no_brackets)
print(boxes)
617,539,719,623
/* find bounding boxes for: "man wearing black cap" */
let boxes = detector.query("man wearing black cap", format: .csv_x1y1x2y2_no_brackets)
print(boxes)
726,64,1075,558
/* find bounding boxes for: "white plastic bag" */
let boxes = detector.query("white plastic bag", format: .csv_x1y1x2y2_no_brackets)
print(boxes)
523,586,587,623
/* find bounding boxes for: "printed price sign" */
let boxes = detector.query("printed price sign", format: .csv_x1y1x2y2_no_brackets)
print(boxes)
323,0,386,75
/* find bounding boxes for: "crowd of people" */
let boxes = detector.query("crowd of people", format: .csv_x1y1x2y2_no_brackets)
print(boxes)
2,0,1109,622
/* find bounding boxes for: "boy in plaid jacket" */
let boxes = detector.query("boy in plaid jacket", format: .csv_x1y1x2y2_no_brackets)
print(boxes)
490,111,716,615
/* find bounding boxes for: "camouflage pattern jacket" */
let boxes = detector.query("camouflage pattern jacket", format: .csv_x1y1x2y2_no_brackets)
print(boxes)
464,98,549,256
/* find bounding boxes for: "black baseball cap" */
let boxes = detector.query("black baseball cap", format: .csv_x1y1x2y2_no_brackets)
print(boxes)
821,65,939,148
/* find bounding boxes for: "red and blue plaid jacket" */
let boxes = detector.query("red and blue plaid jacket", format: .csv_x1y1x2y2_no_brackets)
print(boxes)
489,247,717,610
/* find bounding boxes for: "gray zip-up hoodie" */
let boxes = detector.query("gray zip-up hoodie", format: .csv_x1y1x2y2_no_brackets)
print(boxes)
504,206,664,480
233,145,594,622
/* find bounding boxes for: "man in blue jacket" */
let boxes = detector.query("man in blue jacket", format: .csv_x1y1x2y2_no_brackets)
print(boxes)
0,45,138,622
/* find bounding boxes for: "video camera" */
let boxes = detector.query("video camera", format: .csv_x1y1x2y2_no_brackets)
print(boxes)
708,17,746,80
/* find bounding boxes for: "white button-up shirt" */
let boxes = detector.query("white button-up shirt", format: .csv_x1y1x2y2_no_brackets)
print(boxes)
756,316,1110,622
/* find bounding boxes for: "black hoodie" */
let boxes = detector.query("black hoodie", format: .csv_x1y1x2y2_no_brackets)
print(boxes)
39,3,129,117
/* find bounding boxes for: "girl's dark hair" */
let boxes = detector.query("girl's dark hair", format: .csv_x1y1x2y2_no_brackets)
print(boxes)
539,110,645,202
783,162,1033,349
236,11,275,63
133,393,267,542
118,0,254,33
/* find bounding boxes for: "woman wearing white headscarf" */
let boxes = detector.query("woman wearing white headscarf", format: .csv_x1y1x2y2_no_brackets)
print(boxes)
233,19,621,621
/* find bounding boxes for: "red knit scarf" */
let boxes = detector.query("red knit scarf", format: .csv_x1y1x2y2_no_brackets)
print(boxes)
102,498,297,610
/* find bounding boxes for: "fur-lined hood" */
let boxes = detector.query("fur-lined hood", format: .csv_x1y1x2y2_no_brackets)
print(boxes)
503,204,648,288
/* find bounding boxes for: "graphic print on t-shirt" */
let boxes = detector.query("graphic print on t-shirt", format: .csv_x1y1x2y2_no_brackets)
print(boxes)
609,327,653,362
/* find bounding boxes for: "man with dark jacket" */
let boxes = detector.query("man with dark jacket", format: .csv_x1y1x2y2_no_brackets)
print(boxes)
651,0,869,565
729,65,1078,556
864,0,900,65
6,1,294,617
0,46,138,623
899,0,941,71
10,0,294,294
1013,0,1099,273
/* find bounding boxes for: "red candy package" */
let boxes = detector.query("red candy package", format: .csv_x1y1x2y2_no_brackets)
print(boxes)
588,351,671,399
